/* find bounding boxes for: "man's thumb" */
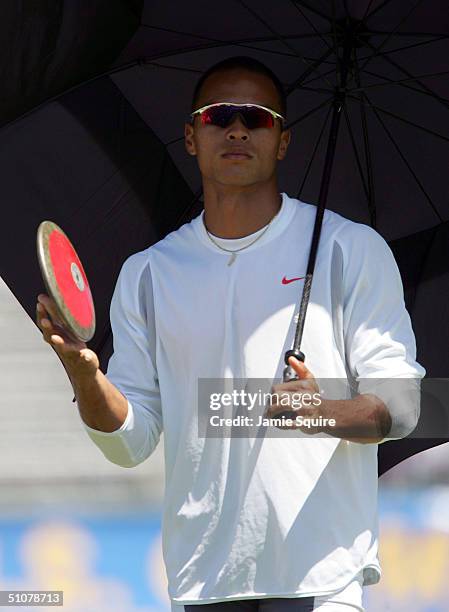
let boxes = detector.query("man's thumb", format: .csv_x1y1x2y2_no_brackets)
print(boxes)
288,356,310,379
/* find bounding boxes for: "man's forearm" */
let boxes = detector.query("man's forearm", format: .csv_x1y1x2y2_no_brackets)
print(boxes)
317,394,392,444
67,368,129,433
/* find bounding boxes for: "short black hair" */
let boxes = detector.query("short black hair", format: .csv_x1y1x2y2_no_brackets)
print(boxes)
191,56,287,118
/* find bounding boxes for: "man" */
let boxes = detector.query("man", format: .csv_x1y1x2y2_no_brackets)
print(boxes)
36,56,425,611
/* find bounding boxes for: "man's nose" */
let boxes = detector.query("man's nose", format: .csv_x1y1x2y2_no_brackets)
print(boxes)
226,114,250,141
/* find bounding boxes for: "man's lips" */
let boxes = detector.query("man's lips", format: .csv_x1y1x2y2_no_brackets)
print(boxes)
221,151,253,160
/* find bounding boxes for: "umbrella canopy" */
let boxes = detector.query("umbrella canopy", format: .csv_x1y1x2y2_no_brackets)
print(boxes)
1,0,448,475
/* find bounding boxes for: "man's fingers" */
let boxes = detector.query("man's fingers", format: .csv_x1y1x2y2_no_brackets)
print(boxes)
264,404,300,429
36,302,46,326
36,302,52,338
37,294,63,326
271,379,313,397
36,302,67,346
37,299,53,326
36,296,95,378
37,296,77,342
288,356,314,379
40,319,59,345
49,334,65,347
266,403,298,417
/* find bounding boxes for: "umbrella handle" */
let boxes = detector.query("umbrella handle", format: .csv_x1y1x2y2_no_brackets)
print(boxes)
282,348,305,383
270,350,306,422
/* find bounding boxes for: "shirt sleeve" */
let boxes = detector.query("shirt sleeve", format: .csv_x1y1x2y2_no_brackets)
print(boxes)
82,250,163,467
337,222,426,443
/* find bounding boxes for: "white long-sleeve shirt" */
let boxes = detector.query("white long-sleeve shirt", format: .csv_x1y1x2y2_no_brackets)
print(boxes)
82,192,425,608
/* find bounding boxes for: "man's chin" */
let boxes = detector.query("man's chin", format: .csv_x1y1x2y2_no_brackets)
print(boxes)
214,173,261,188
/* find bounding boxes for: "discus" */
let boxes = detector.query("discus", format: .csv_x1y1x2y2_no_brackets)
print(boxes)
36,221,96,342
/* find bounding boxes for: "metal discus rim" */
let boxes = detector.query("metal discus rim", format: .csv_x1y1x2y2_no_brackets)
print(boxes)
36,220,96,343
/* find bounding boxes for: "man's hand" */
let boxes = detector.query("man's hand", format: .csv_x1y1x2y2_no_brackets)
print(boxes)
36,293,129,434
36,293,99,379
265,356,392,443
265,356,323,432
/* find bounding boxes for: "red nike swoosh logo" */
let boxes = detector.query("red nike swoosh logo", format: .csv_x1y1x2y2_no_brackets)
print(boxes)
282,275,305,285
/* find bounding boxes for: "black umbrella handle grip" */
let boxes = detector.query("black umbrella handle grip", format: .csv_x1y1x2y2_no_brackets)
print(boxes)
282,349,305,383
273,350,306,421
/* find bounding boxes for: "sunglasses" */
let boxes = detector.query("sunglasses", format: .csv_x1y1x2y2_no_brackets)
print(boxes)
190,102,285,129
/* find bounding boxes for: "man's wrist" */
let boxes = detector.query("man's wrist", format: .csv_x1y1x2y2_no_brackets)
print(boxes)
295,402,327,435
67,364,99,398
313,395,392,443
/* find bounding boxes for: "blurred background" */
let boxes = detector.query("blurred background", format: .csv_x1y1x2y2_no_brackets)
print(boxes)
1,275,448,612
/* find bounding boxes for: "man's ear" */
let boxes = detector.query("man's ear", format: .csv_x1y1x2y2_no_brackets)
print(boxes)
277,128,291,161
185,122,197,156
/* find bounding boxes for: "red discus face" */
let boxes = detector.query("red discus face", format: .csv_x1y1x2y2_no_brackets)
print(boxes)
37,221,96,342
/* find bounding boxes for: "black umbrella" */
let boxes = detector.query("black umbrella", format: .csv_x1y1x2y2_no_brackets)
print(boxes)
1,0,448,475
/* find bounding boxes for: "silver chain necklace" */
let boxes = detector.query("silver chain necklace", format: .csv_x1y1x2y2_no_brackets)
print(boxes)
203,201,282,266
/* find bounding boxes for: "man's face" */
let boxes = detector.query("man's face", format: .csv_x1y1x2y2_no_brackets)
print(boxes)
184,68,291,188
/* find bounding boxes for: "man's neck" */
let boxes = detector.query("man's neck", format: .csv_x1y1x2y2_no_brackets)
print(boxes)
202,183,282,239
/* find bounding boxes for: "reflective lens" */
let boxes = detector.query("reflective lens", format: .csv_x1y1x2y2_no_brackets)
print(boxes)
195,104,282,129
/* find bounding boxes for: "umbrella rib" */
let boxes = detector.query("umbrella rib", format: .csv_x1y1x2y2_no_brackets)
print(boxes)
342,103,369,202
141,24,332,59
353,33,449,111
80,162,158,249
353,54,376,228
144,61,203,74
66,153,142,218
291,1,333,24
174,188,204,228
288,85,334,94
367,31,449,38
289,84,332,93
235,0,335,89
0,59,147,133
165,136,185,146
348,70,449,93
347,64,449,102
345,0,425,90
363,92,443,224
285,47,336,95
330,1,341,86
346,94,449,142
355,35,447,62
118,94,126,161
95,323,112,372
296,103,332,198
359,0,377,24
289,0,334,52
301,66,337,88
144,57,449,102
365,0,401,22
286,96,334,129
